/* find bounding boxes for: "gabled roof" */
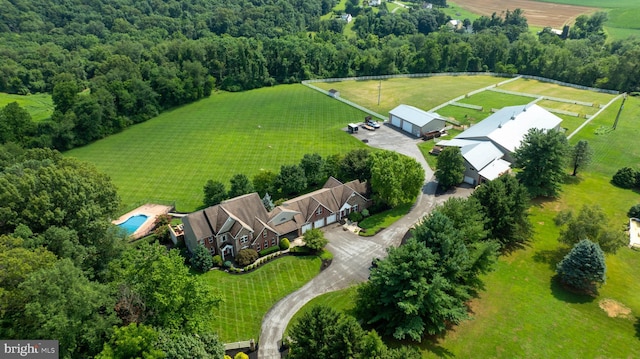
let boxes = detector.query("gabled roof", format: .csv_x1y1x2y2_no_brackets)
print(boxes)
478,158,511,181
455,104,562,153
460,141,504,171
389,104,444,127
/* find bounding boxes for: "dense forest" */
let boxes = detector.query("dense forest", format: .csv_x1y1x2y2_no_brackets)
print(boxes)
1,0,639,152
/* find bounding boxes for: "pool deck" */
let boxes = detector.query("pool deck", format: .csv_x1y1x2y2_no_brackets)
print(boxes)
112,203,173,240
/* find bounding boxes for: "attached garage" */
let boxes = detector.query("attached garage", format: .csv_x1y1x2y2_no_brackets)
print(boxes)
301,223,312,233
314,218,325,228
326,214,337,224
389,104,446,138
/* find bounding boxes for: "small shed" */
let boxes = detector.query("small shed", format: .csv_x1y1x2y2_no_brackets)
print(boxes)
328,89,340,98
347,123,359,134
389,104,446,137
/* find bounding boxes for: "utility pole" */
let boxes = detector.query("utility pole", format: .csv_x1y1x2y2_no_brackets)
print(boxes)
613,93,627,130
377,80,381,106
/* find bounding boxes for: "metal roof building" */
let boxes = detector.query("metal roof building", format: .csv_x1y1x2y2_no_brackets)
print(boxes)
389,104,446,137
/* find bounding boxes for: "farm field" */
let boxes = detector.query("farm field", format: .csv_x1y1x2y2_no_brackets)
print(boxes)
290,96,640,358
203,255,322,342
0,92,54,121
453,0,596,28
65,84,368,213
312,75,506,115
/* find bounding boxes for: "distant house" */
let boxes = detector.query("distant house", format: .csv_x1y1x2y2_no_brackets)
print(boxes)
447,19,463,30
369,0,381,6
182,177,371,261
340,14,353,23
437,104,563,185
389,104,446,137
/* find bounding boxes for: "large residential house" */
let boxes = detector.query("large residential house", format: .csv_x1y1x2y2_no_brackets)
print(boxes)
182,177,371,261
437,104,563,185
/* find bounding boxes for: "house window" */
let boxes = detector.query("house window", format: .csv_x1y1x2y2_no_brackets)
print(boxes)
316,207,323,215
209,248,215,255
240,235,248,244
208,236,214,244
264,240,268,247
353,204,359,212
263,231,267,238
272,238,276,246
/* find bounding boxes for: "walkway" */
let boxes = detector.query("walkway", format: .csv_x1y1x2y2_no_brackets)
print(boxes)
258,125,473,358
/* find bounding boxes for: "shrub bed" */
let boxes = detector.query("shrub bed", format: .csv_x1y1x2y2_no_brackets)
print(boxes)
259,246,280,257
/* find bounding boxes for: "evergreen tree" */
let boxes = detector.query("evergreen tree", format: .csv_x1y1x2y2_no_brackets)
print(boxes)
262,192,274,211
556,239,606,293
228,173,254,198
191,244,213,273
203,180,227,207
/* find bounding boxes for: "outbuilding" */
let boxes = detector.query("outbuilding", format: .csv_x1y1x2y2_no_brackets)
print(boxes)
388,104,446,137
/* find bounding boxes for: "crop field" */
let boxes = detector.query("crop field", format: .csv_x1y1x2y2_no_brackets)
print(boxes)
0,92,54,121
65,85,368,212
203,255,322,342
453,0,595,28
290,96,640,358
312,75,506,114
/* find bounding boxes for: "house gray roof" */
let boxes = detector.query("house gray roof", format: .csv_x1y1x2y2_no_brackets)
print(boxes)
455,104,562,153
460,141,504,171
478,158,512,181
389,104,443,127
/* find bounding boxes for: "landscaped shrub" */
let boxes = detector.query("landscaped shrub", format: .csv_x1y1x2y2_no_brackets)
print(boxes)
191,244,213,272
303,228,328,252
290,246,312,254
279,238,290,250
223,260,233,269
154,214,172,227
212,255,223,267
236,248,259,267
612,167,638,188
628,204,640,218
361,208,370,217
348,211,364,222
234,352,249,359
154,224,171,243
259,246,280,257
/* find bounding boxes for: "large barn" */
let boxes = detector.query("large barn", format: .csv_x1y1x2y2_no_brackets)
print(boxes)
389,104,446,137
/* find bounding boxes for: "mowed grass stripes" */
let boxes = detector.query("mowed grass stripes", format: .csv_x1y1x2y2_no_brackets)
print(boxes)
202,256,321,342
65,84,369,212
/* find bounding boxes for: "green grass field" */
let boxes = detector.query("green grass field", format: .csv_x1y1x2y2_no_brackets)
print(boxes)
442,1,481,23
313,75,507,114
458,91,534,109
203,255,322,342
65,85,368,212
0,92,54,121
358,203,413,237
288,89,640,357
499,78,617,106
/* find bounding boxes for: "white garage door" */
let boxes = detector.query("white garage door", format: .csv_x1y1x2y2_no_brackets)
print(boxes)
326,214,337,224
314,218,325,228
402,120,413,133
301,223,312,233
463,176,475,185
391,116,401,127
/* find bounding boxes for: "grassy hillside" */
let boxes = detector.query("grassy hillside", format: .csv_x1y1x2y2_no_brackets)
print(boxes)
0,92,54,121
66,85,369,212
289,88,640,357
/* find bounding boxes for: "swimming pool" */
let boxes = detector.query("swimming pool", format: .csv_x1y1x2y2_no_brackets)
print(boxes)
118,214,149,235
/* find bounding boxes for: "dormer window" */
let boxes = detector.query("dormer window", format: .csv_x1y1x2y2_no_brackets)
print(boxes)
316,207,323,215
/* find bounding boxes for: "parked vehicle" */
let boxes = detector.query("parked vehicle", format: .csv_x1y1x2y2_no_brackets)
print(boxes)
366,119,381,128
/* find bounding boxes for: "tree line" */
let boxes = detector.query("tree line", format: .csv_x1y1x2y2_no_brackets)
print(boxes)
2,4,640,151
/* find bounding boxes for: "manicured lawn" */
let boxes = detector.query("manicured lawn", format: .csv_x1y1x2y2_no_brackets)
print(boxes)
442,1,481,22
0,92,54,121
65,85,368,212
202,255,322,343
312,75,506,115
290,97,640,357
358,203,414,237
499,78,617,106
457,91,534,110
536,99,598,117
285,285,359,336
436,105,491,125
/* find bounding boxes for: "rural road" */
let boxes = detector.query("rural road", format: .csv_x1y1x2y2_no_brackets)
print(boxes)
258,125,473,358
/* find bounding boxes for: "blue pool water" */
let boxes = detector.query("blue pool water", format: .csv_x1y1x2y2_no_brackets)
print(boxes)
118,214,149,235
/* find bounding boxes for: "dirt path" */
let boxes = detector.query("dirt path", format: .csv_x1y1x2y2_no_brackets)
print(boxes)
452,0,598,28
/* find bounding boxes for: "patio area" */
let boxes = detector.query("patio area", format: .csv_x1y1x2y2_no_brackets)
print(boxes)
112,203,173,240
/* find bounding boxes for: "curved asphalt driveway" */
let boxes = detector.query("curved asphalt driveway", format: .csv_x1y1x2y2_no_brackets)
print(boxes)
258,125,472,358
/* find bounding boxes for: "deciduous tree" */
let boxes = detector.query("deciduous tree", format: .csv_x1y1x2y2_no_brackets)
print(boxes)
303,228,328,252
253,170,277,198
228,173,254,198
203,179,227,207
435,146,465,190
157,330,224,359
557,204,626,253
339,148,371,182
513,128,570,198
275,164,307,195
369,150,424,208
300,153,326,186
96,323,164,359
556,239,606,293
